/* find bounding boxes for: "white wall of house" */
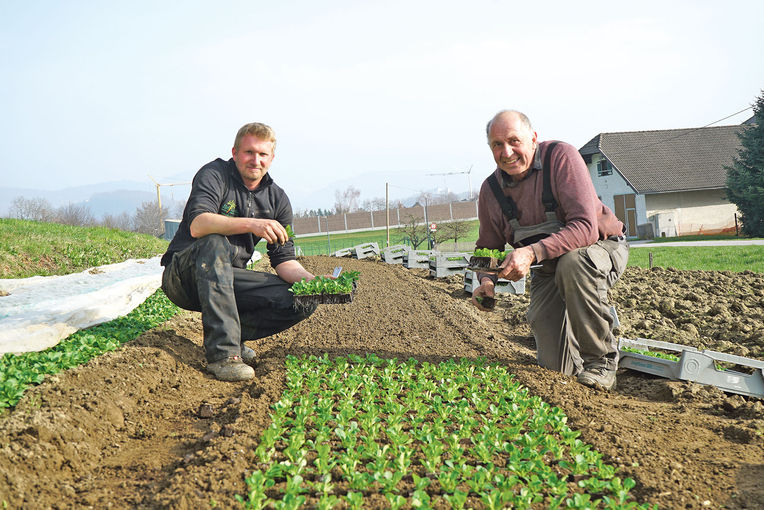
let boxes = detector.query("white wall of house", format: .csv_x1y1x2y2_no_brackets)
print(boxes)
587,154,648,227
645,189,738,236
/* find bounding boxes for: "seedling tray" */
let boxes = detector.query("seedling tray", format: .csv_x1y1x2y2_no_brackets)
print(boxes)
467,256,502,273
294,292,354,307
618,337,764,398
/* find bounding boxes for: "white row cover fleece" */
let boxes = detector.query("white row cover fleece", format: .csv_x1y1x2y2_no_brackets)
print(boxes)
0,257,163,355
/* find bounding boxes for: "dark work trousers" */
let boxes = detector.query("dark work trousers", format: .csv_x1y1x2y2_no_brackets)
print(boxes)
526,237,629,376
161,234,316,363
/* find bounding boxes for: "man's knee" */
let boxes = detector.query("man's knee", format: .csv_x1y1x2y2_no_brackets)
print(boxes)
194,234,230,255
555,248,588,275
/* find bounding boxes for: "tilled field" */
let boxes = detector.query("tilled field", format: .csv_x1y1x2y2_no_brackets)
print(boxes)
0,256,762,509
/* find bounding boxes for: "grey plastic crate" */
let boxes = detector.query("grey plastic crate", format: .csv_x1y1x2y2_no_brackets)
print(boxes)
429,252,471,278
353,242,380,259
463,270,525,294
404,250,432,269
332,247,353,258
618,337,764,398
382,245,408,264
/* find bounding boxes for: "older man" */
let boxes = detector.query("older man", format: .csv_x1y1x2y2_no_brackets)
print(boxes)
161,123,318,381
472,110,628,390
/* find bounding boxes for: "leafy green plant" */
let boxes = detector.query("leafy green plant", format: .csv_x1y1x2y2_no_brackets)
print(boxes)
289,271,360,296
473,248,510,261
0,290,178,409
239,355,657,509
622,347,679,362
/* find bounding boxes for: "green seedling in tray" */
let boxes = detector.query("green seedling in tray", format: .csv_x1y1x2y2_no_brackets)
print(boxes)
473,248,510,261
290,270,360,296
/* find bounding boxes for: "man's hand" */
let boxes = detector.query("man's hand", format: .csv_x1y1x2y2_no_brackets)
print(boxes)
190,213,289,245
251,218,288,245
471,277,496,311
497,246,535,281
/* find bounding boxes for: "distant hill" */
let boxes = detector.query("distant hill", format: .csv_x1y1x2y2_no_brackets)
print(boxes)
0,181,190,220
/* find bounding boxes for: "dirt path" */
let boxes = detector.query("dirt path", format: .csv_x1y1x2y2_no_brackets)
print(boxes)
0,256,762,509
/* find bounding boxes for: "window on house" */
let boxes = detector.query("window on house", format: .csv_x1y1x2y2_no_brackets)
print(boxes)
597,159,613,177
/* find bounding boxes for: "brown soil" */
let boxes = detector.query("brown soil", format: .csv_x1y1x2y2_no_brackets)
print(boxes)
0,256,762,509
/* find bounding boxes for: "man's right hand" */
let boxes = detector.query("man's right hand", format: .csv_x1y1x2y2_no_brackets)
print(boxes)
250,218,288,245
471,277,496,311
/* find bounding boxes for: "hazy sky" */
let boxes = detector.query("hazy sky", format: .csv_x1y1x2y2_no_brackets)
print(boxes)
1,0,762,209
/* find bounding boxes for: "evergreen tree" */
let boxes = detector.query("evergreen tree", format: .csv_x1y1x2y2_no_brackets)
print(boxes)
726,91,764,236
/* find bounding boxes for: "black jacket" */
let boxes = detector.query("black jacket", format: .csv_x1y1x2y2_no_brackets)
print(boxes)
161,158,296,269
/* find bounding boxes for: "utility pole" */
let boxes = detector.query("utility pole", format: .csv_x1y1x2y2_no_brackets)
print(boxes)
385,182,390,247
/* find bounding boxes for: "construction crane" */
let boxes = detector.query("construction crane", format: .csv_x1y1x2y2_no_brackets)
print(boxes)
147,175,191,213
426,165,473,199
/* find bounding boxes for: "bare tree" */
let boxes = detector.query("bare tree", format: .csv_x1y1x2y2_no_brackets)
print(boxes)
56,203,95,226
438,219,472,249
133,200,168,237
171,200,186,219
334,186,361,214
361,197,386,211
101,212,133,231
396,214,427,249
9,196,56,222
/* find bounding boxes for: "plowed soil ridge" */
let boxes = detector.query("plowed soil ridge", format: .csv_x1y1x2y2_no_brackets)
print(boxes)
0,256,762,509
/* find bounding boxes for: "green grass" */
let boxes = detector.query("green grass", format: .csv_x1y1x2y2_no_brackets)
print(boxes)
282,220,482,256
0,218,168,278
628,245,763,272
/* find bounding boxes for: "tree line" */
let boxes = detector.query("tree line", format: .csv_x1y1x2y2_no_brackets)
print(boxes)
6,196,175,237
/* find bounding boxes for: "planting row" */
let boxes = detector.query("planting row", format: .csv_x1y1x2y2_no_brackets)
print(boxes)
238,354,655,509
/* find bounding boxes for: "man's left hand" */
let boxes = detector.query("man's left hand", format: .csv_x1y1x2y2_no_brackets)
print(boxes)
498,247,535,281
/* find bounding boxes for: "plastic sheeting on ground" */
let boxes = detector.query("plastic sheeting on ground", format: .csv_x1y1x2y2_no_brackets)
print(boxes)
0,257,164,355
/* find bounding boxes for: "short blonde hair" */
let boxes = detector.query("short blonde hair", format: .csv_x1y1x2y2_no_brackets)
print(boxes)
234,122,277,150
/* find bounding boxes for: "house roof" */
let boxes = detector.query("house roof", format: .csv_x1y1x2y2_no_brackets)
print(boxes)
579,124,743,194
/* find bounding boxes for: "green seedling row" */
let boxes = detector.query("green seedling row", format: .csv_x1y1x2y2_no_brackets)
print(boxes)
0,290,179,409
239,354,656,509
289,271,360,296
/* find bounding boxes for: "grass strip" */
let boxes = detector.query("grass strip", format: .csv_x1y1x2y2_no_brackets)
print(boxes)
0,218,168,278
239,354,656,509
0,290,178,409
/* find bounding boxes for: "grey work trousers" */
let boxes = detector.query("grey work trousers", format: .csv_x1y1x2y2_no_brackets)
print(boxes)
161,234,316,363
526,237,629,376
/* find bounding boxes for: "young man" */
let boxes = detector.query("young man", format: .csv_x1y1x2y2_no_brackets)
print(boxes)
472,110,629,390
161,122,319,381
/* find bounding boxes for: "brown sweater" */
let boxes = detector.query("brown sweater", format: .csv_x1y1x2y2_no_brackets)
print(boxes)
476,140,624,263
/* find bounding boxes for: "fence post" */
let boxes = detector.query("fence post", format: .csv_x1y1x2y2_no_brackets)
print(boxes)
344,213,348,231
